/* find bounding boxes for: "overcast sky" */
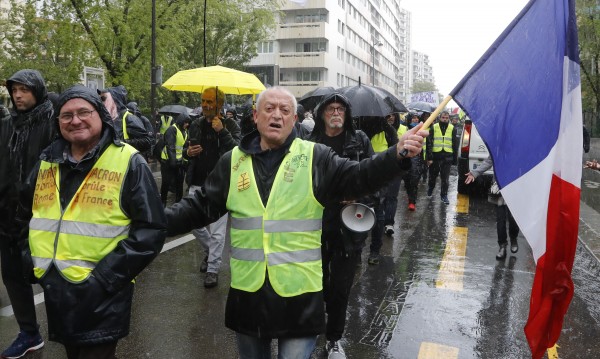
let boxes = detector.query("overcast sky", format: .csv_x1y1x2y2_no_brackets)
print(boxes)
401,0,530,96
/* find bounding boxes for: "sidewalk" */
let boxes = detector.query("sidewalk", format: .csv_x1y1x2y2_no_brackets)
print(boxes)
579,138,600,263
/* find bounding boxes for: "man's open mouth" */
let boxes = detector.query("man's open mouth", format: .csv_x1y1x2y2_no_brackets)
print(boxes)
269,123,282,129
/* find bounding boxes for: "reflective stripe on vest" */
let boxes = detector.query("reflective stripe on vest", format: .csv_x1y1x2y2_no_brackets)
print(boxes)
370,131,388,153
159,115,173,134
122,111,130,140
161,125,187,161
432,123,454,153
226,139,324,297
29,144,137,283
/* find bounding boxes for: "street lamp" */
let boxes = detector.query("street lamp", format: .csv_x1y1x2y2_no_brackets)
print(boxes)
371,40,383,86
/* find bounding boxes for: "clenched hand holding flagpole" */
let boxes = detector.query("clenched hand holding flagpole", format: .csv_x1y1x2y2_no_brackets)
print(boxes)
423,1,581,358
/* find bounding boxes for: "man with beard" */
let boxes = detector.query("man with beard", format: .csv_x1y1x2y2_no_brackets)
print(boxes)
1,69,56,358
426,110,458,205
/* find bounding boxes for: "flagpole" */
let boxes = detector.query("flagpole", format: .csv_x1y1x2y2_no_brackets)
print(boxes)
399,95,453,157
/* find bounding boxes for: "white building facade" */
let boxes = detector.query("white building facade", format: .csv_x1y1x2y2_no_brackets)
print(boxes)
247,0,421,101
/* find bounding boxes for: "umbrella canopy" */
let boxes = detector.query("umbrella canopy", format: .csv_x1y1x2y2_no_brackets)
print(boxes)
338,84,407,118
298,86,337,112
407,101,436,113
158,104,194,116
162,65,266,95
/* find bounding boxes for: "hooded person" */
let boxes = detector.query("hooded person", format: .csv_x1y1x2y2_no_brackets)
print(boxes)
1,69,57,358
160,111,191,205
17,85,167,358
127,101,156,160
308,92,384,357
99,85,153,153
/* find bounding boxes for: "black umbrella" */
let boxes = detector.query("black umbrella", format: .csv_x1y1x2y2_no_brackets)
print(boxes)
407,101,436,113
158,104,194,116
298,87,337,112
338,84,407,118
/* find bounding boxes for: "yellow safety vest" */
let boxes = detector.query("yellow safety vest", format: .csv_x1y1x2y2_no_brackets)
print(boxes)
29,144,137,283
161,125,187,161
226,139,324,297
397,124,407,137
121,111,131,140
159,115,173,135
370,131,388,153
432,123,454,153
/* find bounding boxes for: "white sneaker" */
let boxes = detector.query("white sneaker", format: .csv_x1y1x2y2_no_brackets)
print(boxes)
325,340,346,359
384,225,394,236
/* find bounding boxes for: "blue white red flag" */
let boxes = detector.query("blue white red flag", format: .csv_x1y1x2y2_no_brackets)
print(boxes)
450,1,582,358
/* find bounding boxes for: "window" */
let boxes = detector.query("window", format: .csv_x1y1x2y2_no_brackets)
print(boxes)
257,41,273,53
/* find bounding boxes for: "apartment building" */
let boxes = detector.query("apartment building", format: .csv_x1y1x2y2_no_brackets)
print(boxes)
411,50,434,85
247,0,419,101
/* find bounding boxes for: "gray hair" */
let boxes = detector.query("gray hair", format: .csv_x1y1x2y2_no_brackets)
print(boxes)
255,86,297,115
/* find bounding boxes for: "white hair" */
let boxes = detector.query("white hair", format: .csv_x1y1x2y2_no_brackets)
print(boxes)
255,86,297,115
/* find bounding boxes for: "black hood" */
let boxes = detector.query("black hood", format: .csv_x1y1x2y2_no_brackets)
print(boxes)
311,92,355,136
127,101,142,117
102,85,128,111
6,69,48,112
174,112,191,128
56,85,120,145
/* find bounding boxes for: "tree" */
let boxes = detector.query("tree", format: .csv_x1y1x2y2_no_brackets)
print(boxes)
577,0,600,114
410,80,437,93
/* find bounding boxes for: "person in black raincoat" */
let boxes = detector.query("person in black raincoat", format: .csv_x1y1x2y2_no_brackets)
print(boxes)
307,93,380,357
17,85,166,358
160,112,191,205
0,69,56,358
127,101,156,160
99,85,153,153
165,87,427,358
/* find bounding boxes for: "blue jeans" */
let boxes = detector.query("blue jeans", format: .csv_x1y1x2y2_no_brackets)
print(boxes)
236,333,317,359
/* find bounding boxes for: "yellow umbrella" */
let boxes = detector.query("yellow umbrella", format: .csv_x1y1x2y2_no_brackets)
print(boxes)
162,65,266,95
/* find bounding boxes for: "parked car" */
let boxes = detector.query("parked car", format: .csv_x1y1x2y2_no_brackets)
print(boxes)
457,118,494,194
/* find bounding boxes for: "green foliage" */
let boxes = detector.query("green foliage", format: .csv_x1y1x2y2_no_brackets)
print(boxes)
410,80,437,94
0,0,277,114
577,0,600,116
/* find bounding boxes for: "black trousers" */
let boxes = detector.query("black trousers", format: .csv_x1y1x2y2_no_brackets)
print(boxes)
428,155,453,197
0,239,38,333
64,341,118,359
160,161,185,204
321,229,362,341
496,204,520,246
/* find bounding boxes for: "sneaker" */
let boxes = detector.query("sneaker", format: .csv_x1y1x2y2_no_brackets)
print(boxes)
367,254,380,265
1,331,44,359
199,255,208,273
510,238,519,253
408,203,416,211
441,195,450,205
325,340,346,359
204,272,218,288
496,245,507,260
427,188,433,197
384,225,394,236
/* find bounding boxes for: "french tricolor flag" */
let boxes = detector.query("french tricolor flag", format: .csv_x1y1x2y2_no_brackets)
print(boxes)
450,1,582,358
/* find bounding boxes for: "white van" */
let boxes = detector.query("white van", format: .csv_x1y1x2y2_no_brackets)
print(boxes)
457,118,494,194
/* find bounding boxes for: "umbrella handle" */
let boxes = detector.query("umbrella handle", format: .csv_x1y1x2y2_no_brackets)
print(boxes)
399,95,453,157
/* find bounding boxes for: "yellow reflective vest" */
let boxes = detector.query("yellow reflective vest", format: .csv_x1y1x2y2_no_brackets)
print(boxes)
159,115,173,135
397,124,407,137
29,144,137,283
226,139,324,297
432,123,454,153
370,131,388,153
161,125,187,161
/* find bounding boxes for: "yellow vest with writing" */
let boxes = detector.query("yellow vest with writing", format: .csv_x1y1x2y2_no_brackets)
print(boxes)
432,123,454,153
29,144,136,283
227,139,324,297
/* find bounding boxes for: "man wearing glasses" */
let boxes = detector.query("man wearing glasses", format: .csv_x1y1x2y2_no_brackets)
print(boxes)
18,85,166,358
308,93,378,358
0,69,56,358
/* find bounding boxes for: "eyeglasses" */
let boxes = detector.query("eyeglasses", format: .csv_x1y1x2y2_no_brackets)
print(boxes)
58,109,96,123
325,106,346,114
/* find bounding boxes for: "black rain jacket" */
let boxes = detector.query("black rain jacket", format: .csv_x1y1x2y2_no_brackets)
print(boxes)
105,85,153,152
0,69,56,244
165,126,410,339
18,85,167,345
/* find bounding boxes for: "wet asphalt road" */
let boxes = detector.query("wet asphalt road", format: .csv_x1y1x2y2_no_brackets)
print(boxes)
2,161,600,358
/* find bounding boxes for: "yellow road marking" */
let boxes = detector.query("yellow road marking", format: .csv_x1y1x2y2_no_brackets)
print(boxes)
547,343,560,359
417,342,459,359
456,193,469,214
436,227,468,291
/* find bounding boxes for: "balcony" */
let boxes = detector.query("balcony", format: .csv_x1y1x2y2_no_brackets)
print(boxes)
278,52,328,69
276,22,327,40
